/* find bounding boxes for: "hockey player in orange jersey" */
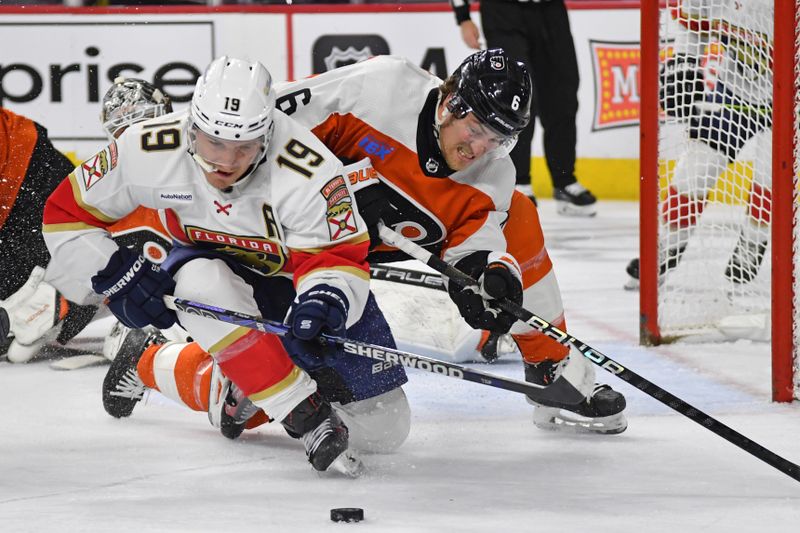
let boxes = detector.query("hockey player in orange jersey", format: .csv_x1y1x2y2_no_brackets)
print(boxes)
105,49,627,438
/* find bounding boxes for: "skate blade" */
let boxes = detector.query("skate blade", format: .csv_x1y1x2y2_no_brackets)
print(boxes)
555,202,597,218
323,450,366,478
533,407,628,435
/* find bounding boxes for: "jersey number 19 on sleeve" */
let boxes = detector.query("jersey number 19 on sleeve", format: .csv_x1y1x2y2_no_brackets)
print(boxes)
141,122,182,152
276,138,324,178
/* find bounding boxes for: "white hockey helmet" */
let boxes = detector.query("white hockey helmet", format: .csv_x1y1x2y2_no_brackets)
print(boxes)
189,56,276,174
190,56,275,143
100,77,173,139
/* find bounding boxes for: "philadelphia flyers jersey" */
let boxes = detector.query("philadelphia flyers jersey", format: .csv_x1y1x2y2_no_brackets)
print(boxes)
42,109,371,326
274,55,516,267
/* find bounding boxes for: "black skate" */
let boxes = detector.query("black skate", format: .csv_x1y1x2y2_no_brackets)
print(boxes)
281,392,363,476
624,243,688,291
525,360,627,435
554,182,597,217
102,324,163,418
479,332,501,363
477,332,519,364
218,380,259,440
725,235,767,284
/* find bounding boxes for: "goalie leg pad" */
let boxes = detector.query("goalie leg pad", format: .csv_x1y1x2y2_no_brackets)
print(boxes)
2,267,69,362
333,387,411,454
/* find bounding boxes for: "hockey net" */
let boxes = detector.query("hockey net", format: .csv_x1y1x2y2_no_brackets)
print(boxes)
640,0,800,401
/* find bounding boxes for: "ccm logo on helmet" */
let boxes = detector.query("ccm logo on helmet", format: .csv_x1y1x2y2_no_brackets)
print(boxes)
214,120,243,129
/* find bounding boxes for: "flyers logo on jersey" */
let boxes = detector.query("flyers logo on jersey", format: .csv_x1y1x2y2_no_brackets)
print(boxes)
489,55,505,71
185,226,286,276
320,176,358,241
82,142,118,190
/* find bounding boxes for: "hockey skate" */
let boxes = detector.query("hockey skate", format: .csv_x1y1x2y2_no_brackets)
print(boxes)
554,182,597,217
281,392,364,477
102,324,164,418
477,331,519,363
725,234,767,284
525,359,628,435
624,243,688,291
217,377,260,440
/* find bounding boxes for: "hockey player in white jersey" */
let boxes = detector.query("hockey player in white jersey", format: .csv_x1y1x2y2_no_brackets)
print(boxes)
43,56,409,474
101,50,627,438
626,0,774,287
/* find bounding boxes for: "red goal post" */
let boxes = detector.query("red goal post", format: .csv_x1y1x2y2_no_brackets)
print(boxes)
639,0,799,402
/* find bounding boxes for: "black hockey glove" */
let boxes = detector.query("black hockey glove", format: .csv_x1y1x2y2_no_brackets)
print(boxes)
354,184,392,249
448,252,523,334
660,55,705,119
91,246,176,330
283,284,348,371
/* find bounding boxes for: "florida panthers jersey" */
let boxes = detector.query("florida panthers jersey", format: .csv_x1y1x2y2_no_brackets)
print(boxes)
42,109,371,325
274,55,516,267
671,0,773,107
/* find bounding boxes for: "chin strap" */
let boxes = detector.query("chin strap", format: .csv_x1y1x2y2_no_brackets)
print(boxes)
192,153,218,173
433,91,449,145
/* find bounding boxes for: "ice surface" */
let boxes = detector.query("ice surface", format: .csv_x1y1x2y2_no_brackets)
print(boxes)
1,200,798,532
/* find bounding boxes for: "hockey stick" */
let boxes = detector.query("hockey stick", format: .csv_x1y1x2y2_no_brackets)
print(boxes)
378,224,800,484
370,264,445,292
162,295,586,408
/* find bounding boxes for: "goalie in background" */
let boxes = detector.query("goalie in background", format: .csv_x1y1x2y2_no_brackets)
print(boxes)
625,0,774,290
0,78,173,363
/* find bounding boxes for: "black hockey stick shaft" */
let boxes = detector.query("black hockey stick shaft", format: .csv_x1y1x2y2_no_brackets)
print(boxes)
378,224,800,483
370,264,446,292
163,295,585,408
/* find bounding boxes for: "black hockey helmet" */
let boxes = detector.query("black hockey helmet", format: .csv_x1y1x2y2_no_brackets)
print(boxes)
447,49,532,137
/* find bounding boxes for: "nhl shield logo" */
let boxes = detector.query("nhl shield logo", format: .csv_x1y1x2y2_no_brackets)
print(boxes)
425,157,440,174
489,55,505,71
323,46,374,71
312,35,390,74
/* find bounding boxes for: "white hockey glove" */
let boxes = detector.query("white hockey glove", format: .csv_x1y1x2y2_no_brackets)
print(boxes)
1,267,66,363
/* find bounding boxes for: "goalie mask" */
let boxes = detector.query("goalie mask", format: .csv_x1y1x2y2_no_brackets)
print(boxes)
189,56,276,178
101,77,173,139
446,49,532,148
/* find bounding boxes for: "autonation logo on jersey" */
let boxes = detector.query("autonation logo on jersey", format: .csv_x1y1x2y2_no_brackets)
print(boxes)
0,19,213,140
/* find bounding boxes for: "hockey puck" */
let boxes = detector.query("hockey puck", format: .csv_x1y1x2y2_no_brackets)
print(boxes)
330,508,364,523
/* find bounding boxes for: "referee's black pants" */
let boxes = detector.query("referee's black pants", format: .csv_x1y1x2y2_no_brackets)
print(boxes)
480,0,580,189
